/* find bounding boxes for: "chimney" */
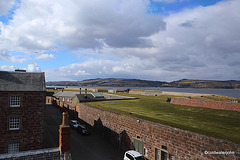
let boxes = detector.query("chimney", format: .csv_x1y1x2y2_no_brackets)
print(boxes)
59,112,71,159
15,69,26,72
85,89,87,98
80,88,81,95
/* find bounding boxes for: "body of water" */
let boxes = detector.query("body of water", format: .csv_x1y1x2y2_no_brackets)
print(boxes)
48,86,240,99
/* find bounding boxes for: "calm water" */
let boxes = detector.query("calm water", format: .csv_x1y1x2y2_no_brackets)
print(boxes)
48,86,240,99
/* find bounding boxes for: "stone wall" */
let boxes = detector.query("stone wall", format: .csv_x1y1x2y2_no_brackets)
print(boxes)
129,90,162,96
76,103,240,160
0,147,60,160
171,98,240,111
0,91,45,154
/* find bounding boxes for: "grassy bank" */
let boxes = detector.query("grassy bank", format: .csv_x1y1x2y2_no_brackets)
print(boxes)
87,93,240,144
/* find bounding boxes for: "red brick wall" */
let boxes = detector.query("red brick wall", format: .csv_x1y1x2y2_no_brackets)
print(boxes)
171,98,240,111
0,91,45,154
76,103,240,160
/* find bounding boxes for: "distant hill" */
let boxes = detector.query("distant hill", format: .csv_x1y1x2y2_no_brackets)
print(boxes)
167,79,240,89
46,78,240,89
46,78,167,87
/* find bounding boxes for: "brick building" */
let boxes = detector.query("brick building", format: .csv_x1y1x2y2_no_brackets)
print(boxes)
0,70,46,154
53,91,78,104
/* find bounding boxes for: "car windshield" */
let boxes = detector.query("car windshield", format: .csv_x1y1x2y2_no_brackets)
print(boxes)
136,156,145,160
72,121,79,125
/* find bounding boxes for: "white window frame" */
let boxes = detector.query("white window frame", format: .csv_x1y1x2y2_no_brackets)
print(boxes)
8,142,19,153
9,117,20,130
155,148,160,160
10,96,21,107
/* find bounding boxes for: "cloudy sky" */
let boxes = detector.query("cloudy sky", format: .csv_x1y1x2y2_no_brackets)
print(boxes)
0,0,239,82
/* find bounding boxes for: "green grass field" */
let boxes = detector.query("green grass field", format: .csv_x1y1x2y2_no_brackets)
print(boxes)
87,93,240,144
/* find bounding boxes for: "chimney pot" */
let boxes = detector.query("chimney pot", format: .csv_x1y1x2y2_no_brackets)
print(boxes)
15,69,26,72
59,112,71,153
61,112,69,126
85,89,87,98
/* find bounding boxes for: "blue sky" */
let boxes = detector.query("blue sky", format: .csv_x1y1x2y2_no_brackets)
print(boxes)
149,0,222,15
0,0,240,82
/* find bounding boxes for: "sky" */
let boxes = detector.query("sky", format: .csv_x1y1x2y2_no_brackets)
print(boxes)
0,0,240,82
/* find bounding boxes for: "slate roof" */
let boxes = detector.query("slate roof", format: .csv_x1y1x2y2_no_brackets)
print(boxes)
0,71,46,91
74,93,137,102
53,91,79,98
74,94,106,102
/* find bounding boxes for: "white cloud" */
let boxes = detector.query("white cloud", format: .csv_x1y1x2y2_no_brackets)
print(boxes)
36,53,55,60
112,64,133,73
0,0,16,16
1,0,240,82
0,49,9,60
0,49,26,63
152,0,187,3
9,56,26,63
152,0,176,3
0,0,165,55
0,65,15,71
74,70,91,76
27,62,41,72
146,0,240,80
45,0,240,81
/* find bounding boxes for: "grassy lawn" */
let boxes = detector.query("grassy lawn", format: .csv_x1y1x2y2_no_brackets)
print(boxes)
191,94,240,102
87,93,240,144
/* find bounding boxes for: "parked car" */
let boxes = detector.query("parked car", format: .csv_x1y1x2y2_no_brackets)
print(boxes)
77,125,91,135
124,150,145,160
70,120,80,129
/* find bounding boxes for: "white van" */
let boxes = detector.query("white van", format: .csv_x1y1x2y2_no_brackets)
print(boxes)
124,150,145,160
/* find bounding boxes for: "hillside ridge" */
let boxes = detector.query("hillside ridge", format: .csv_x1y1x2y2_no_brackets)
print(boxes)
46,78,240,89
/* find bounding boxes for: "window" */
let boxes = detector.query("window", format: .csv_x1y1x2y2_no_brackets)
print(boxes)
67,98,69,102
155,148,160,160
162,145,167,150
169,154,174,160
161,150,168,160
8,142,19,153
9,117,20,130
62,97,64,101
156,146,174,160
10,96,20,107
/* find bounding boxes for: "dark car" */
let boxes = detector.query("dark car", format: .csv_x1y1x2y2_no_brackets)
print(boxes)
69,120,80,129
77,125,91,135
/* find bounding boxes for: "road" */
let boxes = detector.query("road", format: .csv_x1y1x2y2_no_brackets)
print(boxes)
44,104,124,160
